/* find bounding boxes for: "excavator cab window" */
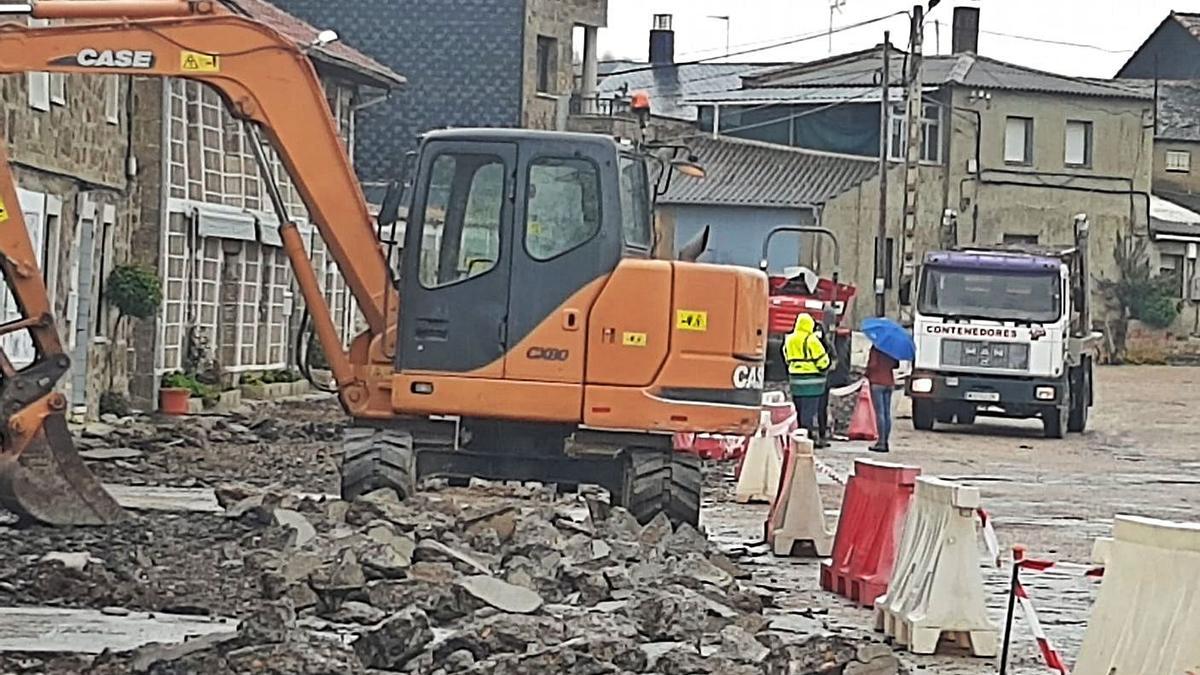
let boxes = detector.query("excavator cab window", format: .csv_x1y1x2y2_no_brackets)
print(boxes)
524,157,601,260
418,153,505,288
619,154,652,254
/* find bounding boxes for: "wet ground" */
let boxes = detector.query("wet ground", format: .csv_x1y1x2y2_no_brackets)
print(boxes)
0,366,1194,673
705,365,1200,674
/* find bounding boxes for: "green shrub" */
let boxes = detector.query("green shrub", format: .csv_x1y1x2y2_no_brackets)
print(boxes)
106,265,161,321
1133,293,1179,329
161,371,218,400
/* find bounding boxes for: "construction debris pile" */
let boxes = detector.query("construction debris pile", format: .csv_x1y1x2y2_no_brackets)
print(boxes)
28,483,900,675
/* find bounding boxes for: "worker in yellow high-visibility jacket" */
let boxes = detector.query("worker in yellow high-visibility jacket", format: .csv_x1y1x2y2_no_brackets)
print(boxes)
783,313,831,439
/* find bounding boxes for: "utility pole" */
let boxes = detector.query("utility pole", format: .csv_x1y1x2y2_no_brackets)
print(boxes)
876,34,890,317
898,4,923,324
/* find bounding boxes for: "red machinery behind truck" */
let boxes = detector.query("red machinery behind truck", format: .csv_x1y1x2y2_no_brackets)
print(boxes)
760,226,856,383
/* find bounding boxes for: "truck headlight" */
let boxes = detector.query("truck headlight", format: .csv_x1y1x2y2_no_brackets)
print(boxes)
911,378,933,394
1035,386,1055,400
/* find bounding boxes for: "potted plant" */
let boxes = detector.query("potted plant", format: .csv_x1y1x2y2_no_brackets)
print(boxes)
159,371,193,416
105,264,162,405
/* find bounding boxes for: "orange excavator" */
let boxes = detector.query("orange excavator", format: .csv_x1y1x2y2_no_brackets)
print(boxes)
0,0,768,527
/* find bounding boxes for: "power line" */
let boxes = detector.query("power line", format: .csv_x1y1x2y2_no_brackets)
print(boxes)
606,11,909,77
978,28,1134,55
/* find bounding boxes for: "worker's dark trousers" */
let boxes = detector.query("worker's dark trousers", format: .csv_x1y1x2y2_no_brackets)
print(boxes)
816,389,830,440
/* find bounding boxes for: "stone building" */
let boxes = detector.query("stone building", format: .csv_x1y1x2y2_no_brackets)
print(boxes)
606,9,1154,325
0,17,133,418
125,0,403,410
264,0,608,186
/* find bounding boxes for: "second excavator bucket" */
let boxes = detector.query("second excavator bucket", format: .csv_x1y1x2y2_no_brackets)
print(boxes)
0,413,126,526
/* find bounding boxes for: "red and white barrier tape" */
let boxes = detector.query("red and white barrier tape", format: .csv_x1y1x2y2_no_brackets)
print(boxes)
1013,580,1071,675
812,457,847,486
1010,552,1104,675
977,508,1001,567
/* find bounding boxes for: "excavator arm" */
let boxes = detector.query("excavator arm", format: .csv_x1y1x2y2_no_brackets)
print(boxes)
0,0,400,524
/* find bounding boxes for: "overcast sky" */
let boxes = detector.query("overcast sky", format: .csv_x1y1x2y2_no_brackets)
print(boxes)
594,0,1195,78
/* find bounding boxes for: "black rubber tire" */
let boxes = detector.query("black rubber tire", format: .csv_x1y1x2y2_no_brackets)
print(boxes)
1068,362,1091,433
665,452,702,528
340,426,417,501
613,448,669,525
1043,405,1068,440
912,399,936,431
612,449,702,527
935,404,955,424
956,407,977,425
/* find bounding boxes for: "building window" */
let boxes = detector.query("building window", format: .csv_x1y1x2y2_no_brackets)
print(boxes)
26,18,49,111
1160,253,1185,298
1004,116,1033,165
1003,233,1039,245
1166,150,1191,173
104,75,120,125
536,35,558,94
1065,120,1092,167
888,103,943,163
875,237,896,289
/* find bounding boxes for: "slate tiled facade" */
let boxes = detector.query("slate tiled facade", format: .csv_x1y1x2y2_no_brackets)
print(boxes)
268,0,606,184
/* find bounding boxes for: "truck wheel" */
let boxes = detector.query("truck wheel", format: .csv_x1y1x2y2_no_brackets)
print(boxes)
955,407,977,425
912,400,936,431
612,448,701,527
341,426,416,501
1042,405,1068,439
1068,362,1091,433
935,405,955,424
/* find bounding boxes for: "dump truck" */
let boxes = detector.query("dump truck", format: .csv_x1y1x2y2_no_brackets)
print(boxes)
907,215,1100,438
0,0,768,527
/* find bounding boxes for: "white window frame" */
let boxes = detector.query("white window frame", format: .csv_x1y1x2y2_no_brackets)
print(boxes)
887,102,943,164
1005,116,1033,165
1166,149,1191,173
1064,120,1092,168
26,18,50,111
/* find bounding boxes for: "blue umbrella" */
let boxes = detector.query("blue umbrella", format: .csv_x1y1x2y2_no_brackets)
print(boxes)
862,317,915,362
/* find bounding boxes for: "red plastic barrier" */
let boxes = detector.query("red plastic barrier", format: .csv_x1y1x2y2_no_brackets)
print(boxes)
820,459,920,607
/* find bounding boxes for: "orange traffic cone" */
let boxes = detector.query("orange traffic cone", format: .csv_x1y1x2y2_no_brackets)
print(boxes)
848,381,879,442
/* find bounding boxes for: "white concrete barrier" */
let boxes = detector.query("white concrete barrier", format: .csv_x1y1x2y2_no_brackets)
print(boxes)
766,430,832,557
1075,515,1200,675
874,476,997,657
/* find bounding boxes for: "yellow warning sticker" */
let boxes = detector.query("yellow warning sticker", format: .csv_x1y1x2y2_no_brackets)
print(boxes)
0,195,8,223
622,331,647,347
676,310,708,332
180,50,220,73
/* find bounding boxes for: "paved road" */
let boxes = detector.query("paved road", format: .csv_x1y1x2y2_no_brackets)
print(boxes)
704,365,1199,674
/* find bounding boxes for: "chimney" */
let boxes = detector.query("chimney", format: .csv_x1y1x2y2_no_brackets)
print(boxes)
650,14,675,64
952,6,980,53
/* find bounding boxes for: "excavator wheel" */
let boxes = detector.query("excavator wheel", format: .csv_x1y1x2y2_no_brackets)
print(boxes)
613,448,701,527
340,426,416,501
0,412,126,526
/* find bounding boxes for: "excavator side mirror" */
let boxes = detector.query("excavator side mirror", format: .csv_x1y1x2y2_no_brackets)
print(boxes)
377,180,403,230
678,225,710,263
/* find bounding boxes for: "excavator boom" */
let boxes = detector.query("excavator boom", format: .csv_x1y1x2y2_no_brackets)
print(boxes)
0,0,396,524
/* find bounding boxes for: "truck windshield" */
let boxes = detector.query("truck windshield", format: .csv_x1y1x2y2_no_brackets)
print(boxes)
918,267,1062,323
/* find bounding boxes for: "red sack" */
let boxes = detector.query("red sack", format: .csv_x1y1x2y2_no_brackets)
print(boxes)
848,381,879,442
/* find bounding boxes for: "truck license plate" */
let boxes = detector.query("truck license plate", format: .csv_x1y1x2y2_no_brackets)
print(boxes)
965,391,1000,403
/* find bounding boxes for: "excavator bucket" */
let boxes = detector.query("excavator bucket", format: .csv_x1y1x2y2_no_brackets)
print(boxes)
0,412,126,526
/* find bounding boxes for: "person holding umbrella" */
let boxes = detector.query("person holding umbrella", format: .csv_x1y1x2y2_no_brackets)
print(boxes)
861,318,916,453
784,313,831,439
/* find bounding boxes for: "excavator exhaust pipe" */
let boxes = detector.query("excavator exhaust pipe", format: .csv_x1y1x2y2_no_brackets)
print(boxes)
0,412,126,526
